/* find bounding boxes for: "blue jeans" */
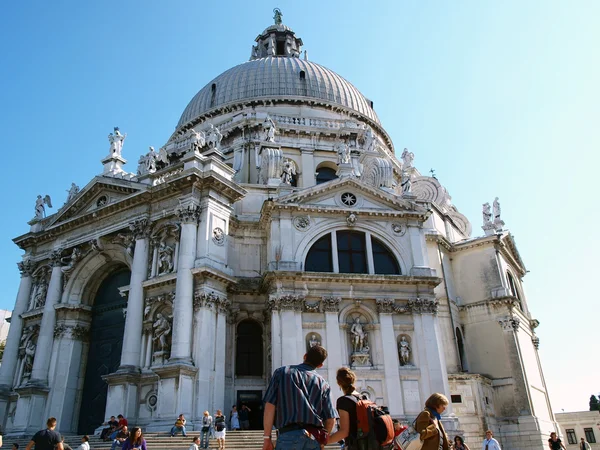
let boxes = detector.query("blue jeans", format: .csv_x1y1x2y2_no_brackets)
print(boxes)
171,425,187,436
111,440,124,450
201,428,210,449
275,429,321,450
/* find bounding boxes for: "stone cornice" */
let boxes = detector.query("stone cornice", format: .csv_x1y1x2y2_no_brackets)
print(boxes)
191,266,237,286
263,271,442,288
458,296,518,312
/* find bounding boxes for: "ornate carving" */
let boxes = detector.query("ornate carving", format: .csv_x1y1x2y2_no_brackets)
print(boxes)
61,246,90,279
18,325,39,384
152,313,172,351
176,203,201,224
205,123,223,150
307,333,321,350
193,291,220,310
321,296,341,312
144,292,175,318
336,139,351,165
498,316,520,331
304,301,320,313
346,212,358,227
29,266,51,310
157,241,175,275
281,158,296,185
54,324,90,341
293,216,310,231
50,248,64,267
65,183,80,203
407,297,439,314
532,336,540,349
129,218,151,239
341,192,357,207
17,259,37,277
216,297,231,314
263,115,277,143
112,232,135,257
268,294,305,311
362,157,394,189
391,223,407,236
376,298,395,314
212,227,225,246
257,147,283,184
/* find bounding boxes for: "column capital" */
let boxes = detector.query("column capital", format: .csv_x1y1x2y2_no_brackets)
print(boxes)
498,315,520,331
216,297,231,315
176,203,201,224
407,297,438,315
193,291,220,310
54,324,90,342
376,298,396,314
321,296,341,312
17,259,37,277
50,249,65,267
268,294,304,311
129,218,152,239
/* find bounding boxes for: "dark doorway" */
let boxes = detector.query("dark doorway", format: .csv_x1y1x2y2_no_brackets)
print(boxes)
236,320,263,376
237,390,263,430
77,269,131,434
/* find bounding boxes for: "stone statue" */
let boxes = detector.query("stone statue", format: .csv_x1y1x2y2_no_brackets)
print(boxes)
336,141,351,165
482,203,492,225
399,336,411,366
66,183,80,203
346,212,357,227
189,129,206,151
152,313,172,351
146,147,158,173
157,241,174,275
206,124,223,150
263,115,277,142
364,126,376,153
309,334,320,348
33,282,48,309
493,197,501,221
250,45,259,59
23,340,36,378
401,148,414,169
350,317,366,353
61,247,83,276
401,170,412,194
273,8,283,25
281,159,296,185
108,127,127,157
35,195,53,219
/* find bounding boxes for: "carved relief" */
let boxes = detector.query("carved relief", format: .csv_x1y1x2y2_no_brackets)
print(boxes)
212,227,225,246
280,158,297,185
17,324,39,385
362,157,394,189
176,203,201,224
130,218,152,239
376,298,395,314
29,266,51,310
306,333,322,352
17,259,37,277
193,291,220,310
498,316,520,331
293,216,310,231
304,300,320,313
54,324,90,341
150,223,180,278
267,294,305,311
407,298,439,315
322,296,341,312
391,223,407,236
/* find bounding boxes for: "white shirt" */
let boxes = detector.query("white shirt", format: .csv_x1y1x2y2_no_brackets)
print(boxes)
77,442,90,450
189,444,200,450
482,438,502,450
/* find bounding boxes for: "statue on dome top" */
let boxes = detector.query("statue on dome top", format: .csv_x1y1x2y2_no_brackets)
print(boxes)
273,8,283,25
108,127,127,158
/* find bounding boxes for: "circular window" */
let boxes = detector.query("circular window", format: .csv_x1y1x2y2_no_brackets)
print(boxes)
96,196,108,207
341,192,357,207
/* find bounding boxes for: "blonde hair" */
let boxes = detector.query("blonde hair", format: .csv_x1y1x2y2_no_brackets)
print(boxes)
425,393,449,410
336,367,357,395
203,411,209,416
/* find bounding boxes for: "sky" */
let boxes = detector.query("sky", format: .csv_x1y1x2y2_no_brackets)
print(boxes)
0,1,598,413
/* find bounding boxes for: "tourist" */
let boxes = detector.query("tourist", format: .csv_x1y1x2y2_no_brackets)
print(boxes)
11,443,19,450
454,435,470,450
76,436,90,450
25,417,63,450
392,419,408,450
580,437,591,450
171,413,187,437
262,345,338,450
230,405,240,431
60,435,73,450
214,409,227,450
239,404,251,430
110,415,128,440
481,430,501,450
110,425,129,450
122,427,147,450
189,436,201,450
101,416,119,441
415,393,450,450
200,411,212,449
326,367,360,447
548,432,566,450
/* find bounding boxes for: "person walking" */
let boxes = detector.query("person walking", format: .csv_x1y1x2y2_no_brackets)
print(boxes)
262,345,338,450
548,432,566,450
482,430,502,450
200,411,212,449
580,437,592,450
122,427,147,450
415,393,450,450
171,413,188,437
189,436,201,450
239,405,251,430
230,405,240,431
214,410,227,450
76,436,90,450
25,417,63,450
454,435,470,450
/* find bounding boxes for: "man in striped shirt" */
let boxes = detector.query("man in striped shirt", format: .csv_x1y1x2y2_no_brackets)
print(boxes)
262,346,338,450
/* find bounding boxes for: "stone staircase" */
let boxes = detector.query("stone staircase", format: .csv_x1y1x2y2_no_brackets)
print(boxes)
4,430,275,450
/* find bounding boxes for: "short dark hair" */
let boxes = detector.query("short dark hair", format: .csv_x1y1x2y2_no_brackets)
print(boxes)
117,414,124,418
305,345,327,367
82,436,89,442
12,444,19,449
47,417,57,428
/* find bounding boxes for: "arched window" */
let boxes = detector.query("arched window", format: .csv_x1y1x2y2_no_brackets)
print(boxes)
304,231,400,275
299,70,306,81
506,272,523,310
305,234,333,272
236,320,263,376
316,167,338,184
210,83,217,108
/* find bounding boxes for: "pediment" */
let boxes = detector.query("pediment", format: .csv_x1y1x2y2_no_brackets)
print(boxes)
47,177,145,226
500,233,527,276
274,177,428,214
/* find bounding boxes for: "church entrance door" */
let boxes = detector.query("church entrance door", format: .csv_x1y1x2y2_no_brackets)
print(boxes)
237,390,263,430
77,269,131,434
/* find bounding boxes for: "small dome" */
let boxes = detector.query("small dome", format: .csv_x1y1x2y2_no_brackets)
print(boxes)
177,56,380,130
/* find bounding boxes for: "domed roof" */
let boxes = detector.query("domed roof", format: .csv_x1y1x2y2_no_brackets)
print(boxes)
176,56,380,129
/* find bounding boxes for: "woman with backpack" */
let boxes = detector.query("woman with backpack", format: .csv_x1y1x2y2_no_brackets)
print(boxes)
327,367,360,448
415,393,450,450
214,409,227,450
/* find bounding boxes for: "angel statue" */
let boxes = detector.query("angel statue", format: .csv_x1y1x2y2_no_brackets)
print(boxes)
65,183,80,203
152,313,172,351
281,159,296,185
108,127,127,157
35,195,53,219
401,148,415,169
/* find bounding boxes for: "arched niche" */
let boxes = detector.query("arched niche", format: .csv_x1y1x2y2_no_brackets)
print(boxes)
397,334,413,366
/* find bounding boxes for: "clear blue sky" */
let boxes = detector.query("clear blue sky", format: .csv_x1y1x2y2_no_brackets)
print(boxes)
1,1,598,412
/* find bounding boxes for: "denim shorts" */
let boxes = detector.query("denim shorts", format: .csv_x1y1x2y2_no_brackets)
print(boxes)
275,429,321,450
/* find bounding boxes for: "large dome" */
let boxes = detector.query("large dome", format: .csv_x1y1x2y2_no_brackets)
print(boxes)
176,56,380,129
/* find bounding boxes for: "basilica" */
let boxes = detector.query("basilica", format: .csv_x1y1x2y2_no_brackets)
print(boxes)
0,12,558,449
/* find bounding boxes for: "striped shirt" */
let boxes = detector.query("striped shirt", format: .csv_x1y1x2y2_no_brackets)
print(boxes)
263,363,339,429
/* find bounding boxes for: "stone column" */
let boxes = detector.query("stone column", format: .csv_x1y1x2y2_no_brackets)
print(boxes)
29,251,64,385
193,292,218,417
119,218,151,370
211,298,230,409
323,297,342,393
269,295,304,366
376,299,404,416
0,260,36,391
170,204,200,364
270,305,282,371
409,298,453,414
